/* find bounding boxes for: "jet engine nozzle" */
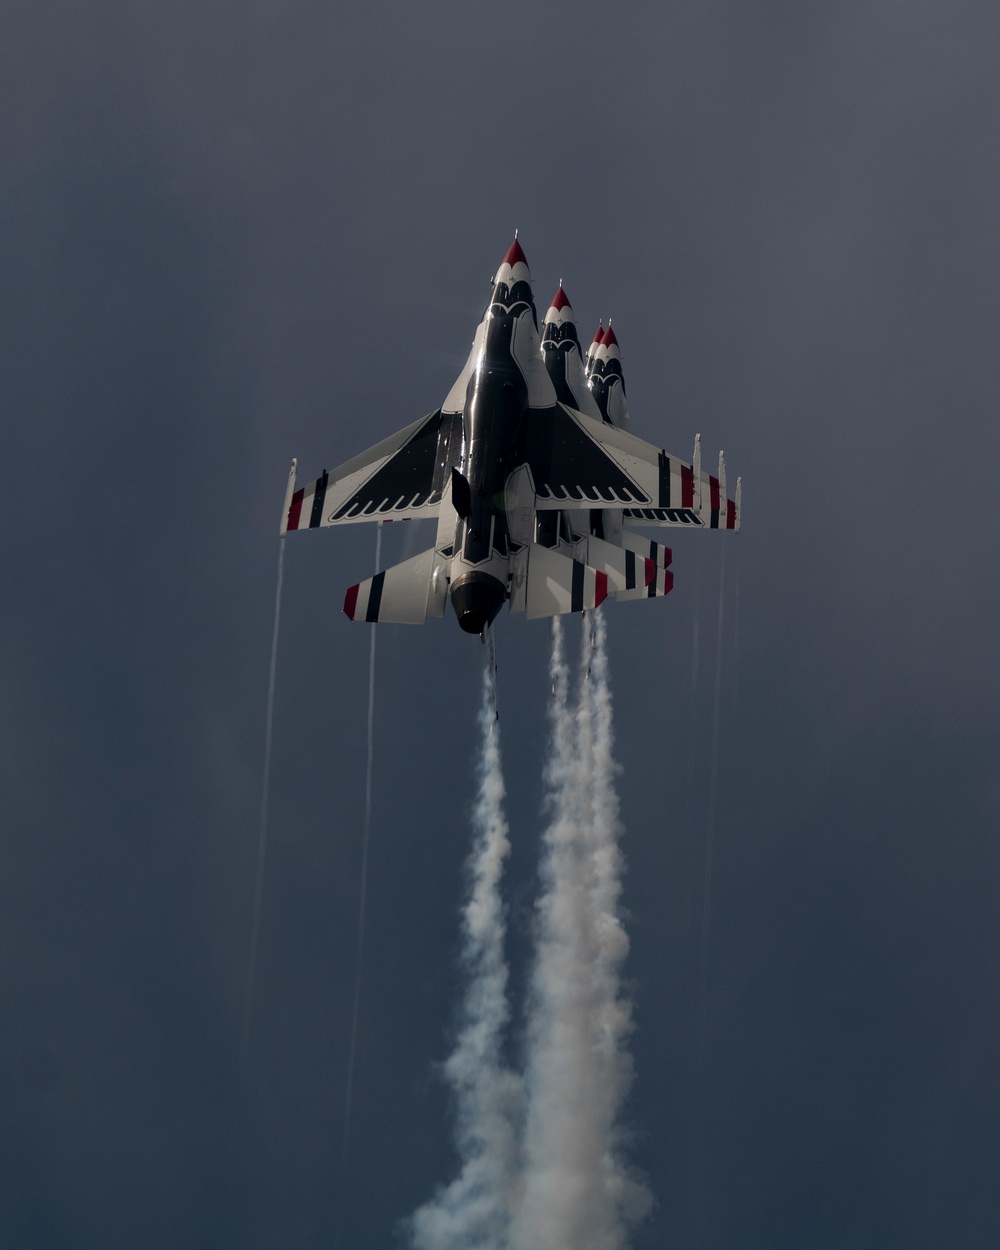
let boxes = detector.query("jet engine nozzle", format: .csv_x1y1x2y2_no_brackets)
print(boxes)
450,572,506,635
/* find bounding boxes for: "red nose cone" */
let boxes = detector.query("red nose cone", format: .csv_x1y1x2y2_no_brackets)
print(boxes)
502,236,528,268
550,284,572,312
602,323,620,349
591,322,605,345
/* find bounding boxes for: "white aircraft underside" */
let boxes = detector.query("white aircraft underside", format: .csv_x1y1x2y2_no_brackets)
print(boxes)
280,238,740,632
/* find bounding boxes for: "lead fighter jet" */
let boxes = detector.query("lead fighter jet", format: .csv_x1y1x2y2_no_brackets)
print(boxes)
279,238,740,633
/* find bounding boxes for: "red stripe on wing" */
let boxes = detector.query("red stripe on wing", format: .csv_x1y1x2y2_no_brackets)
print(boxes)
287,487,305,531
709,475,721,511
681,464,694,508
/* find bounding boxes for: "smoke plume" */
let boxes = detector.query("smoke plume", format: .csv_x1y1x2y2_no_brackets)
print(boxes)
409,657,522,1250
411,612,650,1250
510,614,651,1250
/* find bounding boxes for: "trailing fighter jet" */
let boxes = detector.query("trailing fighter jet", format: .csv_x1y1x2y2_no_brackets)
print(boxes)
279,237,740,633
538,288,674,603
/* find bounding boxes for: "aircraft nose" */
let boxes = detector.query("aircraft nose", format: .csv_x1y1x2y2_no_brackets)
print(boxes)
490,234,534,308
543,281,574,324
541,282,583,354
584,321,604,376
501,234,528,270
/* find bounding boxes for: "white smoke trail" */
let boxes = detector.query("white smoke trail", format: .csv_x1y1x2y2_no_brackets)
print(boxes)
512,614,651,1250
240,536,285,1088
341,521,383,1174
585,610,652,1231
409,642,521,1250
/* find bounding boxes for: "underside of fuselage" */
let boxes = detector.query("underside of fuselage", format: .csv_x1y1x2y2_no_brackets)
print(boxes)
447,262,541,631
280,235,741,631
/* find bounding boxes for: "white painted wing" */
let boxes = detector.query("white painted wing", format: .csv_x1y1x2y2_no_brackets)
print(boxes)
520,403,701,521
282,410,462,532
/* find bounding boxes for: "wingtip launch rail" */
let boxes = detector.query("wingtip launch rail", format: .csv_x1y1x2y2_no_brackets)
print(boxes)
279,239,741,630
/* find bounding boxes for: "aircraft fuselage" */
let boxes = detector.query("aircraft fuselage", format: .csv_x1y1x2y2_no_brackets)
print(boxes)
450,299,532,634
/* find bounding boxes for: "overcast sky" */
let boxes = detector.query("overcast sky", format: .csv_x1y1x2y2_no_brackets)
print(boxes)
3,2,999,1247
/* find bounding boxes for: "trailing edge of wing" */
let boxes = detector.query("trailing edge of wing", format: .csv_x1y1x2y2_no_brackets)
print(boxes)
286,410,462,531
621,470,739,530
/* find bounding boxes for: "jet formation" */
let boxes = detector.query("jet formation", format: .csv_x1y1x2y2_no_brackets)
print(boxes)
279,237,740,634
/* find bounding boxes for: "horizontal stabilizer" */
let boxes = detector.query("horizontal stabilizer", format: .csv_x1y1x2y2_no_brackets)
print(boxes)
343,547,443,625
514,543,609,620
585,533,656,594
584,530,674,602
615,566,674,603
619,529,673,571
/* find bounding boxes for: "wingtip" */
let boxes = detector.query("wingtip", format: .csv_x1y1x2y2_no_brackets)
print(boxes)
280,458,299,536
343,583,360,621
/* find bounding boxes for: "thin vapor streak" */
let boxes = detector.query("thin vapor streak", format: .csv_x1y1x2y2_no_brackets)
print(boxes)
341,520,383,1176
240,536,285,1088
410,641,520,1250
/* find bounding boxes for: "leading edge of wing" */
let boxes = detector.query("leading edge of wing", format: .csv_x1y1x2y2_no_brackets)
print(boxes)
285,410,461,531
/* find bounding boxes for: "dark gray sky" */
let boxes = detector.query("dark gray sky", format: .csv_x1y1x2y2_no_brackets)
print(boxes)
3,2,999,1246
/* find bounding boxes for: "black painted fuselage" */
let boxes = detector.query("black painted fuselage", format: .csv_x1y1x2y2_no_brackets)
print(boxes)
449,286,535,634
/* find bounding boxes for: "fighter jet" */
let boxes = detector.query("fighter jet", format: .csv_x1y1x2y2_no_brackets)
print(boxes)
279,237,740,633
538,288,674,603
